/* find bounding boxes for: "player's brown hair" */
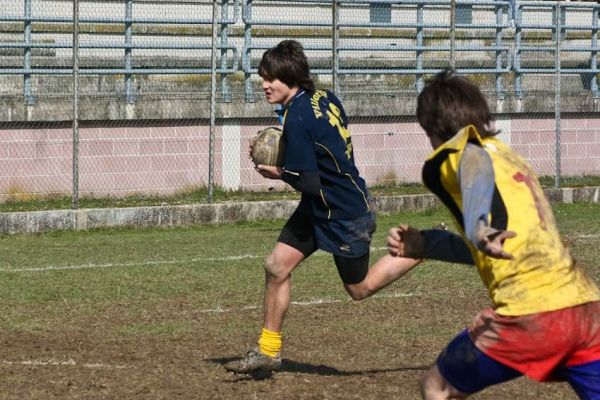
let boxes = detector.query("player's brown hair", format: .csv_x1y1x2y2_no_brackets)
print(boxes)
258,40,315,92
416,69,498,141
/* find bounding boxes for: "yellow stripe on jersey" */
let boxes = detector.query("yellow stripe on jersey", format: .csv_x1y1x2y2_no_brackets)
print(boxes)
423,125,600,316
345,173,370,210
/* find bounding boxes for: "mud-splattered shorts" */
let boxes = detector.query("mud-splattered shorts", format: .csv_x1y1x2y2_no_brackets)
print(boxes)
437,301,600,395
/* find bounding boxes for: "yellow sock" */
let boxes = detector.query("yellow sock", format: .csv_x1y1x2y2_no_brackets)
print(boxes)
258,327,282,357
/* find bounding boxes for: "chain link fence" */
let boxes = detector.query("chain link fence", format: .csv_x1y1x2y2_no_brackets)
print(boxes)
0,0,599,207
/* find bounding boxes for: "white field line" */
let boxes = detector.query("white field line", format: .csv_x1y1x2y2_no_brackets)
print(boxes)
197,291,421,314
565,233,600,240
1,233,598,274
0,247,389,273
0,254,265,273
1,358,131,369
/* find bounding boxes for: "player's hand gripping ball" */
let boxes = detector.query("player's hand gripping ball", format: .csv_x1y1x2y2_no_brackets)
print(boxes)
250,127,285,167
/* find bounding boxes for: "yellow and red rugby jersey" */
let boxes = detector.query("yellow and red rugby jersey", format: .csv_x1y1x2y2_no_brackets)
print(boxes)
422,125,600,316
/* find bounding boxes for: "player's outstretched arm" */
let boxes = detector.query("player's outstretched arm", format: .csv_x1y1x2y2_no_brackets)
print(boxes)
388,225,475,264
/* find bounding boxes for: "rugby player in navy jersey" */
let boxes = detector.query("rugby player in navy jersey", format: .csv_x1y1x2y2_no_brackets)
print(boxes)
224,40,421,373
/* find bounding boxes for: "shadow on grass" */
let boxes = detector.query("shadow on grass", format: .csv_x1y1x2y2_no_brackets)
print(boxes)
207,356,428,381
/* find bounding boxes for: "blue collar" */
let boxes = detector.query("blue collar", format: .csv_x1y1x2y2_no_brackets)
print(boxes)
275,89,306,125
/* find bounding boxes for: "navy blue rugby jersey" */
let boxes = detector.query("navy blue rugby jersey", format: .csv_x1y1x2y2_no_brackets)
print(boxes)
280,89,371,220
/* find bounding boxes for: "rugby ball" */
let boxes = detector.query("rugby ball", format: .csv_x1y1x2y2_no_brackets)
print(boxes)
251,127,285,167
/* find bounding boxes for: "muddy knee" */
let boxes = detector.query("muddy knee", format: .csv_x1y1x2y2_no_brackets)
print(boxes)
264,254,290,282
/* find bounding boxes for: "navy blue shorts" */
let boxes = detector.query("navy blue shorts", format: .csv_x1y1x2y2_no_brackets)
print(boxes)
277,207,376,284
312,211,376,259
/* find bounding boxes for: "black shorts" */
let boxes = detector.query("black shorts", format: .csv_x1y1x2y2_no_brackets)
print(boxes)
277,207,375,284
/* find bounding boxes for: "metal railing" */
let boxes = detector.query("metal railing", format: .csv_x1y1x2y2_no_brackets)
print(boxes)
1,0,240,104
3,0,600,103
241,0,513,101
514,1,600,98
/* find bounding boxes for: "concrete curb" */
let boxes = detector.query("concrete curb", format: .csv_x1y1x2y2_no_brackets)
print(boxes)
0,187,598,235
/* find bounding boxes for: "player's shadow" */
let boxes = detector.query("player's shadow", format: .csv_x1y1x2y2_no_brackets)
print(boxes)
208,356,428,381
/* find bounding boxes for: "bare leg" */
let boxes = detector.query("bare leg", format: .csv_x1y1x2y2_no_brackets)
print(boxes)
223,242,305,373
263,242,306,331
421,364,469,400
344,254,421,300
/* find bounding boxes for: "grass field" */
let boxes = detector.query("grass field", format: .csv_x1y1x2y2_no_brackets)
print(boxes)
0,203,599,399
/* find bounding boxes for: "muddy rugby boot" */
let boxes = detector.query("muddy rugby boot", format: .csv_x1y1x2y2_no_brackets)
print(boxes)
224,348,281,373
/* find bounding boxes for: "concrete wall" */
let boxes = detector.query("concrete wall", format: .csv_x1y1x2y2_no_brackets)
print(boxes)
1,115,599,200
0,186,598,235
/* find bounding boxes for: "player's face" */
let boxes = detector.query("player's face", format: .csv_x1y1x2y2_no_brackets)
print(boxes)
261,78,298,105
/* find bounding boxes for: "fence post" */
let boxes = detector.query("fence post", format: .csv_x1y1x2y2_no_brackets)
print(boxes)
514,3,522,99
592,5,599,99
243,0,255,102
72,0,81,209
509,0,516,23
220,0,231,102
332,0,340,96
23,0,34,105
208,0,219,203
449,0,456,70
495,0,505,102
416,2,424,93
554,0,562,188
552,1,566,42
125,0,136,103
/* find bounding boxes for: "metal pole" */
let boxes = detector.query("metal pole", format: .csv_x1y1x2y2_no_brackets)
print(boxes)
72,0,80,209
515,3,522,99
220,0,231,102
332,0,339,96
495,0,504,100
243,0,254,102
592,6,599,98
208,0,219,203
24,0,34,105
450,0,456,70
416,3,424,93
554,0,562,188
125,0,135,103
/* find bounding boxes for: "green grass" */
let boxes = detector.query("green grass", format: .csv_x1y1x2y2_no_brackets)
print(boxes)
0,203,598,328
0,203,596,399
